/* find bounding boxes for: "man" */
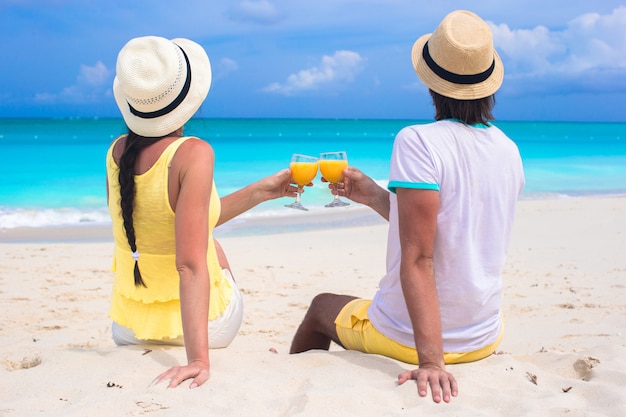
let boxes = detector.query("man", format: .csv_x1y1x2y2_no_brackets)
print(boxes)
290,10,525,403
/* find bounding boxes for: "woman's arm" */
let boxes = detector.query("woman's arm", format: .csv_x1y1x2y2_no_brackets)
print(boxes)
217,169,299,226
155,139,214,389
394,188,458,403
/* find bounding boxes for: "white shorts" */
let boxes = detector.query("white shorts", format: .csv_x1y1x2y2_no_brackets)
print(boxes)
112,269,244,349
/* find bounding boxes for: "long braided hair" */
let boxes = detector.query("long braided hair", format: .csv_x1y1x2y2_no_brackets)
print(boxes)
117,130,165,287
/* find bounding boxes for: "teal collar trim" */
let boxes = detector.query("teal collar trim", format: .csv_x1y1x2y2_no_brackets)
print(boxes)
444,118,491,129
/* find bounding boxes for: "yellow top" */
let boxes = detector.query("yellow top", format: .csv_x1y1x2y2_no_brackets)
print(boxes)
106,136,233,340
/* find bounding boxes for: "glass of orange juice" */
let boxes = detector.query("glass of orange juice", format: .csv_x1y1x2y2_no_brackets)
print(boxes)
285,154,319,211
319,151,350,207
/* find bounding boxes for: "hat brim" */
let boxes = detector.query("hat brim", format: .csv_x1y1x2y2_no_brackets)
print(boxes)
411,33,504,100
113,38,212,137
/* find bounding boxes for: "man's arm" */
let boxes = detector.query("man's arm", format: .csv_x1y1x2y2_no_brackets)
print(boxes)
336,167,390,220
395,187,458,403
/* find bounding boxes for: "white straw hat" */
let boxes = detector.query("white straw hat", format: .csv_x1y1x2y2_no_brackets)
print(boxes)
113,36,212,137
411,10,503,100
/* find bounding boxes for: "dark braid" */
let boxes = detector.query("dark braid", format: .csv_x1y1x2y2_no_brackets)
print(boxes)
118,130,163,287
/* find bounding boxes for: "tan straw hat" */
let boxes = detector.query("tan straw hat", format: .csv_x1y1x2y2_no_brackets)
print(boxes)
411,10,503,100
113,36,212,137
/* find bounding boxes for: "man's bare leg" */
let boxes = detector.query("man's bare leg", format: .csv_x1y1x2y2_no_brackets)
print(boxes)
290,293,357,353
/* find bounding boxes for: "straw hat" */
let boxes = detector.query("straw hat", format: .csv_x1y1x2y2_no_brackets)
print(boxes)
113,36,212,137
411,10,503,100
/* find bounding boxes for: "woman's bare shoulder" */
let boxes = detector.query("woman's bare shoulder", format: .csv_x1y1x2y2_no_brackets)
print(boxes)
172,137,215,173
178,136,214,157
111,135,127,164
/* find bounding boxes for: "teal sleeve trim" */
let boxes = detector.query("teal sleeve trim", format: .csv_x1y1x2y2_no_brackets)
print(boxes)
388,181,440,194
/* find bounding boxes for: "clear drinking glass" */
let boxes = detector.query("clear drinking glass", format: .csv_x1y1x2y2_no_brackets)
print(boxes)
319,151,350,207
285,154,319,211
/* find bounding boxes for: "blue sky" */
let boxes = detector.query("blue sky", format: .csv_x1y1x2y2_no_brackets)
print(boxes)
1,0,625,122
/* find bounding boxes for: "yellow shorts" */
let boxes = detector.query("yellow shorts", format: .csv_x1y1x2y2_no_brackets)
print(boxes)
334,299,503,365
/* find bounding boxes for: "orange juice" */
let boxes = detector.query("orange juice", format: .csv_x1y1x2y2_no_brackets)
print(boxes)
319,159,348,183
290,161,318,186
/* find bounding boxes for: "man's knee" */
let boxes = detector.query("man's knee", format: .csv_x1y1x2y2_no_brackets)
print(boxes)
305,293,355,328
309,292,336,308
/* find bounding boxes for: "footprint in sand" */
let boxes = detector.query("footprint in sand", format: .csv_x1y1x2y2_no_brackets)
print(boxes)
573,357,600,381
1,353,42,371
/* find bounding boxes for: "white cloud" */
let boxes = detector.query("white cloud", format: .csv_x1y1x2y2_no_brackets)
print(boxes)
77,61,110,86
490,6,626,96
263,50,365,96
490,24,565,73
34,61,112,104
214,57,239,79
227,0,283,25
564,7,626,70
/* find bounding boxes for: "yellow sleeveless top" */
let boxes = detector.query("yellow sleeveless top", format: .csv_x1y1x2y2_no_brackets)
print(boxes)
106,136,233,340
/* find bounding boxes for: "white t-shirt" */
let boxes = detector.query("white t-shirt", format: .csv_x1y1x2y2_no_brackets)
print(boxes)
368,120,525,352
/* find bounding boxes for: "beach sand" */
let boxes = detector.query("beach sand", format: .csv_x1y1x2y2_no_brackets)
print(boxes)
0,197,624,416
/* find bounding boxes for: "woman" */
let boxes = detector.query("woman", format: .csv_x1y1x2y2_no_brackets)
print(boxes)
106,36,298,389
290,10,525,403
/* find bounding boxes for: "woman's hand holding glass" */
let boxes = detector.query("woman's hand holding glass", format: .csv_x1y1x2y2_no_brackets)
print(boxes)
319,151,350,207
258,168,300,201
285,154,318,211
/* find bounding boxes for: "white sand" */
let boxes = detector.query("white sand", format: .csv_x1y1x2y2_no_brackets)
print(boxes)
0,197,625,416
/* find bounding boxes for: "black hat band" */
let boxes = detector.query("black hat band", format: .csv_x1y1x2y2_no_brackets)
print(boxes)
128,45,192,119
422,41,495,85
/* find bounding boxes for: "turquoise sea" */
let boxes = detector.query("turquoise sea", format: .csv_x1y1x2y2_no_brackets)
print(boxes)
0,118,625,230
